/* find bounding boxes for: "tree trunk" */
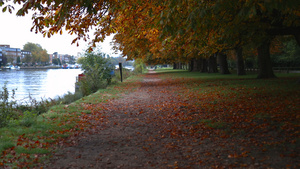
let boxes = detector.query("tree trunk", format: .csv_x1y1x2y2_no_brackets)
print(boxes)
190,58,201,71
235,47,246,75
179,63,182,69
208,55,218,73
173,62,177,69
200,58,208,73
218,53,231,74
189,59,194,71
294,32,300,47
257,40,276,79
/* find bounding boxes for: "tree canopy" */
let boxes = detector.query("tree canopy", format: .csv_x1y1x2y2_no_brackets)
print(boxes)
2,0,299,78
23,42,49,64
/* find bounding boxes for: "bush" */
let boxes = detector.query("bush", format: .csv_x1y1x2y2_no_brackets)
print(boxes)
17,95,57,115
17,111,37,127
78,50,114,96
59,91,83,104
0,83,17,127
133,59,146,74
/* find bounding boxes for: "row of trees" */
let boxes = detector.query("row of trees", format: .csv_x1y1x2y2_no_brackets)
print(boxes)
2,0,299,78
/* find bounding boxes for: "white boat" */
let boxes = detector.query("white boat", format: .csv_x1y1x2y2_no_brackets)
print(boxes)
5,65,20,70
15,66,21,70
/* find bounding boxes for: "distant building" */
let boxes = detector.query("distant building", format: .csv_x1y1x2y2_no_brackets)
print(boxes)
49,52,58,64
0,45,10,48
49,52,79,65
49,54,54,64
49,52,72,64
61,54,70,63
49,54,53,63
0,45,21,64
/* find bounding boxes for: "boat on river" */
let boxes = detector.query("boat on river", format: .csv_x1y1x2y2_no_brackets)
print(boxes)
5,65,20,70
62,64,69,69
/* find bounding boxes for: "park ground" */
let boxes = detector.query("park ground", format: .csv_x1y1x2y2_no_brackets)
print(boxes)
1,69,299,168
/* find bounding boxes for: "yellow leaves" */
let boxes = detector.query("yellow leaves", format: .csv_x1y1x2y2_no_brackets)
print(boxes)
257,3,266,12
294,10,300,17
167,161,179,168
54,5,62,15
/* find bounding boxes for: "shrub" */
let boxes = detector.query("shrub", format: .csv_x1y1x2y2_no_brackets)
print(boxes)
133,59,146,74
17,111,37,127
59,91,83,104
17,95,57,115
78,50,114,96
0,83,17,127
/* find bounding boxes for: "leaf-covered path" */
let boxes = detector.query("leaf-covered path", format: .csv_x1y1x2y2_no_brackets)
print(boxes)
44,70,194,168
42,70,299,168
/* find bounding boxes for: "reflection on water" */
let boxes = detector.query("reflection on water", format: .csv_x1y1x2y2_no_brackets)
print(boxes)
0,69,83,102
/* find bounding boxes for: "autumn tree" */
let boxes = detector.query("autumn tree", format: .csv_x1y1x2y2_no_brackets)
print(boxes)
22,51,32,65
2,0,299,78
23,42,49,65
159,0,300,78
39,49,49,65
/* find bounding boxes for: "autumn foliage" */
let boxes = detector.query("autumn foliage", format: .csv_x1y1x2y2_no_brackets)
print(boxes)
1,1,299,65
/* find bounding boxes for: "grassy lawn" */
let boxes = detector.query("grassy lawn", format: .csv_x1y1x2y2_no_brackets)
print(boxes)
154,68,299,167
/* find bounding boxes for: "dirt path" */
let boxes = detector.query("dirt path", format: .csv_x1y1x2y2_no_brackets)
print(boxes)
41,70,298,169
43,70,194,168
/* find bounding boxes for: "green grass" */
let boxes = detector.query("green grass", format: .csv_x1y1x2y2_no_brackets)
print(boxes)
155,68,300,80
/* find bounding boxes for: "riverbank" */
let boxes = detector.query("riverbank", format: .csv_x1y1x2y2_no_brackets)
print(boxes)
20,66,61,69
0,73,142,168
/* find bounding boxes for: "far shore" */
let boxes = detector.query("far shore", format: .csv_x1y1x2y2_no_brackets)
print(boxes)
0,66,81,70
20,66,61,69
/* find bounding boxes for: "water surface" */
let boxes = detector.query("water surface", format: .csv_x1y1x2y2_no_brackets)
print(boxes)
0,69,82,102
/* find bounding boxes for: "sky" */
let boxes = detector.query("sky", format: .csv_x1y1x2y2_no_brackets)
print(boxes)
0,8,118,57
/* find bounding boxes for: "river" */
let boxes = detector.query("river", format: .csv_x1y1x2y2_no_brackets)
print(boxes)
0,69,83,103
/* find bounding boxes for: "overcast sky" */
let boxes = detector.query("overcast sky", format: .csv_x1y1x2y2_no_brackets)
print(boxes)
0,9,117,56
